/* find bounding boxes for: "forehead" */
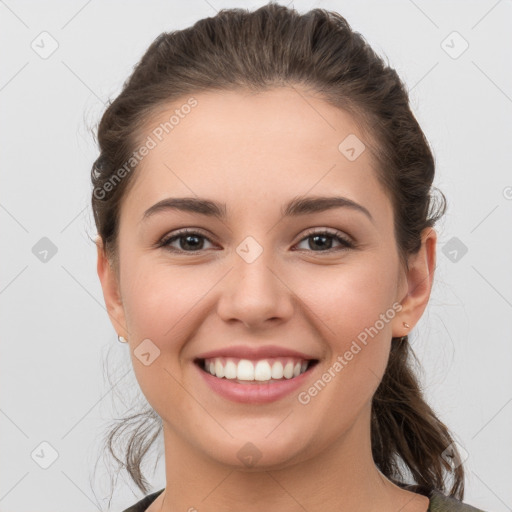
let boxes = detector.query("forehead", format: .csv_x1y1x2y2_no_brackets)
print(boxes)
122,87,391,225
138,87,366,160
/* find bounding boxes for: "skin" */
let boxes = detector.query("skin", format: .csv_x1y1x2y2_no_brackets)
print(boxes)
97,86,436,512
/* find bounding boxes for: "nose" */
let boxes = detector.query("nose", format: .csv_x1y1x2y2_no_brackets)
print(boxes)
216,244,294,329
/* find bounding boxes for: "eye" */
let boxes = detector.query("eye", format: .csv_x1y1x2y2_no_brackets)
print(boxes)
294,228,355,253
158,227,355,254
158,228,215,253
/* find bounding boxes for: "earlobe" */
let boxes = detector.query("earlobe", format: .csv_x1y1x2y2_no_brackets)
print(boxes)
95,237,129,338
392,227,437,338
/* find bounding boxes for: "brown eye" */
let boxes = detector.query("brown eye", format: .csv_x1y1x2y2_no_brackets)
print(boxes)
294,229,355,253
159,229,215,253
158,228,355,255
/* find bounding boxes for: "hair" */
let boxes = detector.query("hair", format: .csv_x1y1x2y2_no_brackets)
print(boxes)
90,1,465,502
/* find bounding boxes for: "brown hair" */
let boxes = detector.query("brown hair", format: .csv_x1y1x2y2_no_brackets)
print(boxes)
91,1,464,501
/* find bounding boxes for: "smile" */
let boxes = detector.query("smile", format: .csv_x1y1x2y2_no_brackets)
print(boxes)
194,357,319,403
199,356,315,382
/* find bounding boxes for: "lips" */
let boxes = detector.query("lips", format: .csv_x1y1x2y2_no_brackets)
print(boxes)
194,344,319,383
192,344,320,402
195,344,318,361
195,357,319,403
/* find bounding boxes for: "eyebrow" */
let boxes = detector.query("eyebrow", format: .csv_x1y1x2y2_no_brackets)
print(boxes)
141,195,374,223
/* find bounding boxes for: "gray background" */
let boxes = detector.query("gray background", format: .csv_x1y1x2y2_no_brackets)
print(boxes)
1,0,511,511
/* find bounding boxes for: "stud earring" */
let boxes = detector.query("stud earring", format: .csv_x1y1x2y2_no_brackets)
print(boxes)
402,322,410,329
118,335,128,343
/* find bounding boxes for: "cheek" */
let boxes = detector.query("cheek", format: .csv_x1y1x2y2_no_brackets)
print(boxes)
121,255,205,341
120,259,202,412
291,256,398,403
298,257,399,344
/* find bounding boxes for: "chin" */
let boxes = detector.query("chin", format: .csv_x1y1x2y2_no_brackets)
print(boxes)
198,433,313,471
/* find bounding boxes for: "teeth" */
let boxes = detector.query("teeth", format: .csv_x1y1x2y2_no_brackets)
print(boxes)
254,360,272,381
283,361,294,379
224,360,237,379
237,359,254,380
202,357,312,382
271,361,283,379
215,359,224,378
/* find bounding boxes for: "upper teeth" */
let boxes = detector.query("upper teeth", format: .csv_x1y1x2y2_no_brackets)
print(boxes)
203,357,310,381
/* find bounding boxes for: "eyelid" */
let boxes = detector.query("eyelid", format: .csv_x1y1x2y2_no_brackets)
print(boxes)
158,227,215,247
298,226,354,244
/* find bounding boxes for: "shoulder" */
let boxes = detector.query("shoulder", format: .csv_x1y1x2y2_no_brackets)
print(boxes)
121,489,165,512
398,483,489,512
428,489,489,512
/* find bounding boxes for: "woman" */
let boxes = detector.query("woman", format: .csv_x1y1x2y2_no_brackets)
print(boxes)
92,3,487,511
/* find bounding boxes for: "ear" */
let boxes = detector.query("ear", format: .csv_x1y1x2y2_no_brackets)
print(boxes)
392,227,437,338
96,236,129,339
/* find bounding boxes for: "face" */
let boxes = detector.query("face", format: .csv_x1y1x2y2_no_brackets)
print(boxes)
98,86,436,470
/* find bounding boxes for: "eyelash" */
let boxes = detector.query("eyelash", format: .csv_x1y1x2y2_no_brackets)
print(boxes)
157,227,356,254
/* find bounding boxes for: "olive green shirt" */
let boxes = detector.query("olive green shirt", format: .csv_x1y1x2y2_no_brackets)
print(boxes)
122,484,488,511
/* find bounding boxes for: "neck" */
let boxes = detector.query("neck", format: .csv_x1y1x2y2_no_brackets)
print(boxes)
153,404,428,512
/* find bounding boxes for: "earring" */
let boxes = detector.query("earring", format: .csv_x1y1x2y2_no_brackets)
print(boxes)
402,322,410,329
118,335,128,343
